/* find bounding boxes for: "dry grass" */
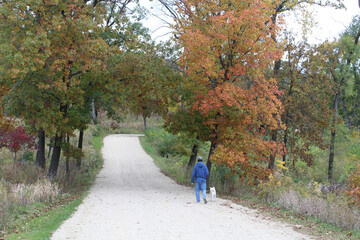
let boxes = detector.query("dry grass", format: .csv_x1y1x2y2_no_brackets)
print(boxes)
0,178,59,231
276,189,360,230
1,179,59,205
260,174,360,231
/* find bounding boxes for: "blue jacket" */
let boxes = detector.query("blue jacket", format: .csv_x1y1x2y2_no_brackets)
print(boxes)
191,162,209,183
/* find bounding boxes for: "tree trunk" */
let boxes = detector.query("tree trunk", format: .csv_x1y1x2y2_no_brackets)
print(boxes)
268,130,278,170
143,116,147,131
282,129,288,166
187,142,199,171
328,127,336,180
91,99,96,122
76,129,84,170
328,92,339,180
206,141,217,187
48,134,62,180
341,97,351,129
35,130,46,169
47,138,53,159
66,134,70,185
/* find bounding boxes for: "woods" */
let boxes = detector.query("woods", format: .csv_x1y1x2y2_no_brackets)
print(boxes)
1,0,360,238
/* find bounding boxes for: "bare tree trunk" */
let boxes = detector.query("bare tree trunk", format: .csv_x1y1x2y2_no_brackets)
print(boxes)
206,141,217,188
76,129,84,170
328,92,339,180
47,138,53,159
268,130,277,170
35,130,46,169
143,115,147,131
66,134,70,185
341,97,351,129
187,141,199,171
48,134,62,180
91,99,96,123
282,129,288,166
48,104,67,180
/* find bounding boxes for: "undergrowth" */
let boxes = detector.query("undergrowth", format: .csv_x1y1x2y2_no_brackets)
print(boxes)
0,128,104,238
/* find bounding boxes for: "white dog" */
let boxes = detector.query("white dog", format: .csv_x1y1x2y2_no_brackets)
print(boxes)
210,187,216,202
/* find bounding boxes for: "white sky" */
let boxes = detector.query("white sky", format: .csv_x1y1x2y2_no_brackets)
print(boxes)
293,0,360,43
140,0,359,43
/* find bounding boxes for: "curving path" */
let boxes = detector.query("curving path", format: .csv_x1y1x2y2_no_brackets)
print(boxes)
51,134,312,240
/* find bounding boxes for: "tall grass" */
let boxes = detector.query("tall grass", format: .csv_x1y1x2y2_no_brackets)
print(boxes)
0,178,59,231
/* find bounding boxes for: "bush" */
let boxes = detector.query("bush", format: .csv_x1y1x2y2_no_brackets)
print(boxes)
260,172,360,230
347,163,360,205
146,128,187,158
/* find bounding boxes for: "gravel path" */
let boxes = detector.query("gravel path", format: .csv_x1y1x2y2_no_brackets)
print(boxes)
51,134,312,240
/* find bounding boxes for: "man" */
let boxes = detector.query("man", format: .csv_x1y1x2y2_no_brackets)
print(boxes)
191,156,209,204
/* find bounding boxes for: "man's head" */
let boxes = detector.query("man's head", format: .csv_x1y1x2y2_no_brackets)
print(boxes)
198,156,203,162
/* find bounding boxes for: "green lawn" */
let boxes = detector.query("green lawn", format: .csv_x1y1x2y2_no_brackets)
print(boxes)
4,196,83,240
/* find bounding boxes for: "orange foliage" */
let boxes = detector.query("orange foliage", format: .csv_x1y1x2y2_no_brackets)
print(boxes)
346,163,360,205
175,0,285,183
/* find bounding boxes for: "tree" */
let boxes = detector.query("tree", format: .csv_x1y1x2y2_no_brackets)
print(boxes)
273,36,334,169
172,0,285,184
323,16,360,180
0,0,109,178
266,0,344,170
0,126,36,162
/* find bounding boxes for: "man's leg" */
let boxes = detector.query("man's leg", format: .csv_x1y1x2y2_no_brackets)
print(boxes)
195,182,201,202
200,182,207,204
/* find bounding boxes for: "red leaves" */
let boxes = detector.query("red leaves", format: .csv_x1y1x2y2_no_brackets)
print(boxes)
0,126,36,161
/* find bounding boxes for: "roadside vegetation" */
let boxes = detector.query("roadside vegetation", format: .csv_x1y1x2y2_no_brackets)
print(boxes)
140,126,360,240
1,127,103,239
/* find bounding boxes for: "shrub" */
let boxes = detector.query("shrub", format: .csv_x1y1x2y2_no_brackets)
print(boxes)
146,128,188,158
346,163,360,205
260,172,360,230
0,126,36,162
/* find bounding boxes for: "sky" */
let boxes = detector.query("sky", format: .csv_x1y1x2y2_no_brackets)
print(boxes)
296,0,359,43
140,0,359,43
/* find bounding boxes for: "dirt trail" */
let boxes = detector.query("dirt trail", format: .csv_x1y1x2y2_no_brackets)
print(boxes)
51,134,312,240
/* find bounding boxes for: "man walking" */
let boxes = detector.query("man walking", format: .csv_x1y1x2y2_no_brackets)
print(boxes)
191,156,209,204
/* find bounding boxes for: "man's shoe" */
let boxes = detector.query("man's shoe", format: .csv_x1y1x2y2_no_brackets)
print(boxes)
203,197,207,204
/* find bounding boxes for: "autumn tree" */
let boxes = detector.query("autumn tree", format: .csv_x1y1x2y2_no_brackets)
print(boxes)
170,0,285,184
0,0,109,178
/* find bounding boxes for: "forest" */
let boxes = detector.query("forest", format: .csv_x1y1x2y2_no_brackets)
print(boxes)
1,0,360,238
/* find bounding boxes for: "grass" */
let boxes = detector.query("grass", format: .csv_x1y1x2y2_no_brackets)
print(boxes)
4,195,83,240
139,136,190,185
92,135,104,152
